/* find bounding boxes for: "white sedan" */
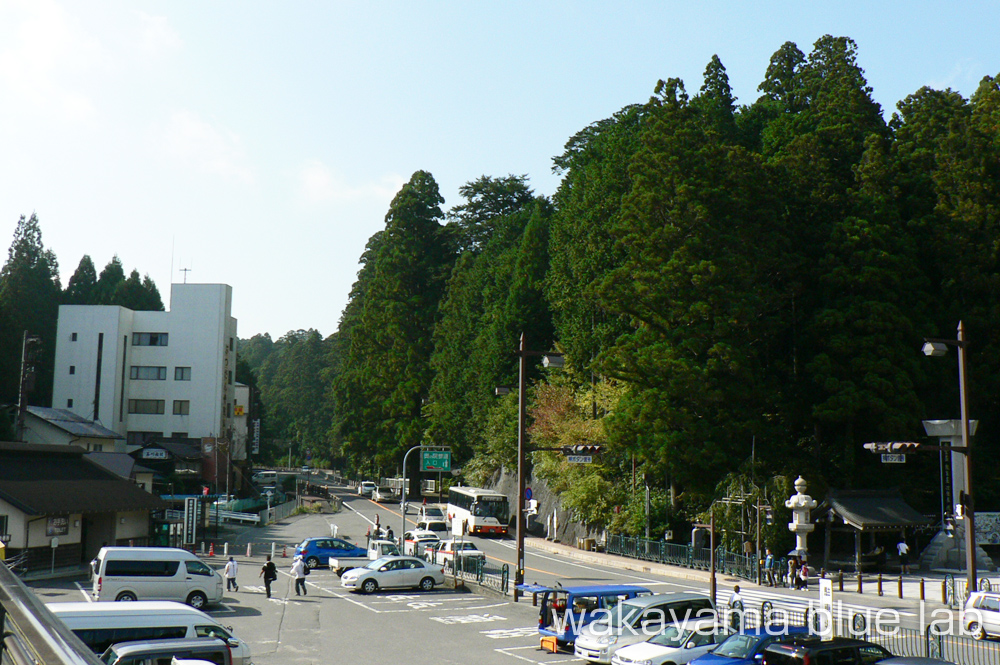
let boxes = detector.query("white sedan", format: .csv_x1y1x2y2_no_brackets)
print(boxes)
341,556,446,594
610,620,724,665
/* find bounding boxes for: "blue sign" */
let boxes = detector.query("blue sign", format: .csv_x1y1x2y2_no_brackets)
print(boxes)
525,487,532,500
306,449,312,460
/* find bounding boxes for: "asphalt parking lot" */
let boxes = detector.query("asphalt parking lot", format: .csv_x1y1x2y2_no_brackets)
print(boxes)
31,510,576,665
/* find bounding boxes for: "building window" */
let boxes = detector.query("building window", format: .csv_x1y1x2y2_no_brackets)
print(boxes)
230,337,234,351
132,332,169,346
130,366,167,380
91,443,103,452
174,367,192,381
173,400,190,415
69,365,76,375
71,332,78,341
67,399,74,408
229,370,233,385
126,431,161,446
171,432,188,438
128,399,165,415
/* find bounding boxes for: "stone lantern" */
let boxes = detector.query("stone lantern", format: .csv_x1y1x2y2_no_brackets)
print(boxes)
786,476,817,560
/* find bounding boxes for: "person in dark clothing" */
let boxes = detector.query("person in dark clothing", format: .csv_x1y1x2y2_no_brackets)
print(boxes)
259,556,277,598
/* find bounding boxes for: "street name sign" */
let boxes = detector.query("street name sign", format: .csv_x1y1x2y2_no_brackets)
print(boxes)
881,454,906,463
566,455,593,464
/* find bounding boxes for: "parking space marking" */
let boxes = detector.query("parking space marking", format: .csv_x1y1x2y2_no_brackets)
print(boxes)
73,581,93,601
481,627,539,639
495,644,574,664
431,613,507,625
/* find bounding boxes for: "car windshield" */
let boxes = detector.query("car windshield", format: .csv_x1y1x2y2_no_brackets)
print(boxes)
712,633,758,658
603,603,642,629
472,498,508,520
365,557,392,570
648,624,689,648
424,507,444,517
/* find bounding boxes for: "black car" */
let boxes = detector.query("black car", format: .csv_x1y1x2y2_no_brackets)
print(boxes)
761,636,892,664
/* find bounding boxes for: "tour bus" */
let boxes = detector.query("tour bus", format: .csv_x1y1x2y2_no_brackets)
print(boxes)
446,486,509,536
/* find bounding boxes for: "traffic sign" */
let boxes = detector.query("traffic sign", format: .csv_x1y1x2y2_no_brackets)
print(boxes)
566,455,593,464
881,454,906,464
421,448,452,472
525,487,532,501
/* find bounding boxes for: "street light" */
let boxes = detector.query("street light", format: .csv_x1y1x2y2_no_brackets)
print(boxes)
923,321,977,595
509,332,562,601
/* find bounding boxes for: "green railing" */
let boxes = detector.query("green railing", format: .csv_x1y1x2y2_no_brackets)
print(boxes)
607,534,762,583
453,557,509,595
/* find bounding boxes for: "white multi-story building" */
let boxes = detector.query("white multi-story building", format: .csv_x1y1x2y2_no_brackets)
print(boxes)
51,283,238,449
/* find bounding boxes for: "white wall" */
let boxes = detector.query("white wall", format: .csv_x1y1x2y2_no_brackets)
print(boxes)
52,284,237,442
114,511,149,541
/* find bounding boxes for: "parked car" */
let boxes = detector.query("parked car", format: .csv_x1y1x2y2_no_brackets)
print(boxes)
90,547,223,608
373,486,396,503
688,625,810,665
431,540,486,570
610,618,724,665
574,592,716,664
294,537,367,569
340,556,446,593
403,531,441,557
760,637,891,664
963,590,1000,639
357,481,376,497
100,637,234,665
419,504,447,520
519,583,652,646
414,519,450,539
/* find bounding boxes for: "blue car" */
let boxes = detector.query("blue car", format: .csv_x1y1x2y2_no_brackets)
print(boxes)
294,537,366,569
690,625,811,665
517,583,652,646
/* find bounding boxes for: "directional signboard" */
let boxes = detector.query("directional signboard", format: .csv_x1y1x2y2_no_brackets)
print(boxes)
421,448,452,472
881,454,906,464
566,455,593,464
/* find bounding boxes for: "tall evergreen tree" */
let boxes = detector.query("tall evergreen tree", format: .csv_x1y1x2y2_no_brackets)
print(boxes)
0,214,61,407
64,255,98,305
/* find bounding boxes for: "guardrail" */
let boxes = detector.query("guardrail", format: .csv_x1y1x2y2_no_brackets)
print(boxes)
452,557,509,595
164,507,260,525
0,561,103,665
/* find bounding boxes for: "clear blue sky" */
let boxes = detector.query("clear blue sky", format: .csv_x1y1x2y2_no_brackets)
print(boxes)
2,1,998,339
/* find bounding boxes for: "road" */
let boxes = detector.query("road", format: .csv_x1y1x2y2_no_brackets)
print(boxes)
29,483,992,665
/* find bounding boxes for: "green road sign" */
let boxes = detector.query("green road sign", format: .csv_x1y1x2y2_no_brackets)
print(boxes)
421,449,452,472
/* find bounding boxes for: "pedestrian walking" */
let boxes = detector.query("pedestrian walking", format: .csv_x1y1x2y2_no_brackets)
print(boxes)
797,561,809,590
763,549,775,587
729,585,744,609
224,556,239,592
259,556,277,599
290,555,307,596
897,537,911,574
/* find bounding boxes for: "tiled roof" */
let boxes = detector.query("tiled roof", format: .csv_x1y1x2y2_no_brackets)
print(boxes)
821,489,933,531
0,441,164,515
26,406,123,440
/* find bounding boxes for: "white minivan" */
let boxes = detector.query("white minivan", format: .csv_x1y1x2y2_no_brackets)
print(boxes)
48,601,252,665
91,547,224,609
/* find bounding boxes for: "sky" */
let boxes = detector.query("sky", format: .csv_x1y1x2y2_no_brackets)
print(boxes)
2,1,999,340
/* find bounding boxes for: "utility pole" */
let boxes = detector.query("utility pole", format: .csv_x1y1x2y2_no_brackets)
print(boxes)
16,332,42,441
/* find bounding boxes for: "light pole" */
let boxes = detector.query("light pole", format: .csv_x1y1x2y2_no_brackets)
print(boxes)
510,332,562,602
923,321,977,594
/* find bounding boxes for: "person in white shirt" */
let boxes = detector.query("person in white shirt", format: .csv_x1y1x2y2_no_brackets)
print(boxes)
897,538,911,574
223,556,238,592
290,555,307,596
729,585,743,609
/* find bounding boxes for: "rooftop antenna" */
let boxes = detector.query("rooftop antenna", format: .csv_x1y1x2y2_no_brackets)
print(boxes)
180,267,191,284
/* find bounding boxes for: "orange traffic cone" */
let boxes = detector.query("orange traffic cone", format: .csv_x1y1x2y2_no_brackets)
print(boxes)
208,543,215,557
282,545,287,558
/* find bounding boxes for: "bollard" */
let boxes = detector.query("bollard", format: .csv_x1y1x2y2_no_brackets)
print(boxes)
224,542,229,557
532,592,538,607
129,539,134,547
246,542,252,558
920,578,925,601
942,580,947,604
271,542,276,559
898,575,903,599
877,573,883,597
200,542,205,554
282,545,287,558
838,570,844,592
857,573,863,594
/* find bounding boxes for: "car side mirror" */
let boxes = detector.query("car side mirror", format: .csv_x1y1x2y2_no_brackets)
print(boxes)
227,638,240,648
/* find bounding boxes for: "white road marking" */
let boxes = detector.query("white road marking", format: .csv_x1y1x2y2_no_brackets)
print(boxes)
74,581,93,601
482,627,539,639
431,613,507,625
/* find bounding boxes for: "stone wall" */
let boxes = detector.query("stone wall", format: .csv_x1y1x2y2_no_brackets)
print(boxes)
488,469,603,548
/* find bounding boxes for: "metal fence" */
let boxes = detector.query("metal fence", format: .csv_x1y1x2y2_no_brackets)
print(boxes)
453,557,509,595
607,534,759,582
725,597,1000,663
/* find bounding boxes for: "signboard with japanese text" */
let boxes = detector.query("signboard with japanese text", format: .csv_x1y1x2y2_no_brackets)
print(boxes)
46,516,69,536
421,449,452,472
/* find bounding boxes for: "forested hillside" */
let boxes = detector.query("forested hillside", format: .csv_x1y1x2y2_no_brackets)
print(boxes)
243,36,1000,539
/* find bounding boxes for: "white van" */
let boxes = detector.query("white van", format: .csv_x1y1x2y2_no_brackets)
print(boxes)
252,470,277,485
48,601,251,665
91,547,224,608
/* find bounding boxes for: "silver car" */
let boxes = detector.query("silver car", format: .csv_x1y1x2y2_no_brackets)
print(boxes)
341,556,445,594
963,591,1000,639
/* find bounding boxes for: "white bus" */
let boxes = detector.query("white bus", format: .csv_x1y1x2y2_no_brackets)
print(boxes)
447,487,509,536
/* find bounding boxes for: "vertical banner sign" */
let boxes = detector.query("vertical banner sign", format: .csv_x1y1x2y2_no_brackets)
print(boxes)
183,497,197,545
818,578,834,640
252,419,260,455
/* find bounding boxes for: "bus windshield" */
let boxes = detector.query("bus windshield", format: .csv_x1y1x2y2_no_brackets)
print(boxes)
473,498,508,521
